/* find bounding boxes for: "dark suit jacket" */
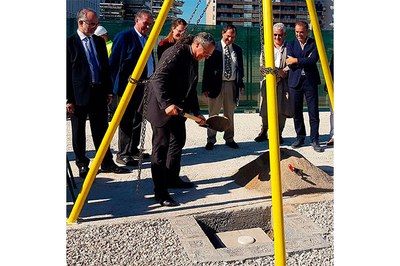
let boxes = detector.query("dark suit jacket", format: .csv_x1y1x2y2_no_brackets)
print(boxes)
144,44,200,127
109,28,155,97
286,37,321,88
67,33,113,106
202,41,245,102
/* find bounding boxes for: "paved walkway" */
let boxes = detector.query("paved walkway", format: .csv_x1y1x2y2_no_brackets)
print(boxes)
66,112,333,226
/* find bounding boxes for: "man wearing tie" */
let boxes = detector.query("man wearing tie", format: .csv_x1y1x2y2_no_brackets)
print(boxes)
202,24,245,151
109,9,155,166
67,8,130,178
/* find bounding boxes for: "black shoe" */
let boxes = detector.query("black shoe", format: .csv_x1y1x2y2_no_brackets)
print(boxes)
160,198,179,207
254,134,268,142
116,156,138,167
226,141,239,149
205,142,214,150
78,166,89,178
100,163,131,174
254,130,268,142
132,152,150,160
291,139,305,149
155,195,179,207
167,178,195,189
311,142,324,152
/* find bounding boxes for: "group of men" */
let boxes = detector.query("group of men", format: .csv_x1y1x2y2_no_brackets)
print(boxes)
255,20,324,153
66,8,327,207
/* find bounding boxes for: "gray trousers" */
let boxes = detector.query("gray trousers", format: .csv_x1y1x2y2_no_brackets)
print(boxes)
258,79,287,136
207,81,236,144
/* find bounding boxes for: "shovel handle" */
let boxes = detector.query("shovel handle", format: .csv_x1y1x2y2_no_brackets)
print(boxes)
179,111,203,123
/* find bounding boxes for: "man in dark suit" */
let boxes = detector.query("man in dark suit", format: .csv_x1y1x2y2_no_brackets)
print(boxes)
286,21,323,152
144,32,215,207
109,9,155,167
67,8,130,178
202,24,245,150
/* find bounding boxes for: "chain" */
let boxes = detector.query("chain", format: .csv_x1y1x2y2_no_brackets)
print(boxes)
190,0,213,34
128,76,149,85
259,0,265,66
258,0,280,78
136,84,149,192
260,67,280,76
187,0,202,25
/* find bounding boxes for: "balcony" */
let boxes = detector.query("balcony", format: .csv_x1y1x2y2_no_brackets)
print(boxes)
217,17,259,23
273,10,309,16
217,0,259,4
272,2,307,7
217,8,254,14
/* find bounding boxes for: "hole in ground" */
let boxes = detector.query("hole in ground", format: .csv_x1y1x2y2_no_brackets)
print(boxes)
194,206,273,248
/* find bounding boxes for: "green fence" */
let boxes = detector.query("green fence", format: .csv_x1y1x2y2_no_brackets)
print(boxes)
67,19,333,112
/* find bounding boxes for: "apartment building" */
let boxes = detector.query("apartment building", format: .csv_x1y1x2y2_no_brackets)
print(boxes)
152,0,184,19
98,0,183,20
66,0,184,20
66,0,100,18
205,0,333,29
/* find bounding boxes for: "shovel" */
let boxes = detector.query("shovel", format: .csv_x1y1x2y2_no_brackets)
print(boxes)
179,111,230,132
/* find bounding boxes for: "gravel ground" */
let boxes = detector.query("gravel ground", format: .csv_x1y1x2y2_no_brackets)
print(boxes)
66,200,333,265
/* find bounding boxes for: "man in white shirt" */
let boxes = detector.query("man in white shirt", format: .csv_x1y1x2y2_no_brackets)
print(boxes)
255,23,292,144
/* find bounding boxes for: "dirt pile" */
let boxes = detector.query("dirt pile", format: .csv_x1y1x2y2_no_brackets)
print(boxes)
232,148,333,196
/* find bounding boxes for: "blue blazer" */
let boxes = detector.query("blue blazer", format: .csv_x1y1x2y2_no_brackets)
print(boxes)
67,33,112,106
109,28,155,96
286,37,321,88
202,41,245,102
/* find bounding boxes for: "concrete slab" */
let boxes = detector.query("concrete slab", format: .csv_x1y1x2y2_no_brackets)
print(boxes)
215,227,272,248
170,205,329,263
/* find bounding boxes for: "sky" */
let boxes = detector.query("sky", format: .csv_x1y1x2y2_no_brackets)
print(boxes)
178,0,206,24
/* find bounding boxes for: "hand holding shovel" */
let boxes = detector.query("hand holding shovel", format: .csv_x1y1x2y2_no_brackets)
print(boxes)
178,110,230,132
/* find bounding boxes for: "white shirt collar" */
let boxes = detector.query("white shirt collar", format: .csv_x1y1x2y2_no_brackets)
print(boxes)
221,40,229,50
134,28,145,39
77,30,91,40
298,37,309,47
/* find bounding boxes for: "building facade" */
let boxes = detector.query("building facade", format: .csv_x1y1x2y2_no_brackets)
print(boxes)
98,0,183,20
99,0,148,20
67,0,100,18
66,0,184,21
152,0,184,20
205,0,333,29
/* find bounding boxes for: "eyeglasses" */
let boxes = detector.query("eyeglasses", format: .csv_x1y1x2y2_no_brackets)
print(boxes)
274,34,283,37
174,29,186,34
82,20,98,28
200,44,213,58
